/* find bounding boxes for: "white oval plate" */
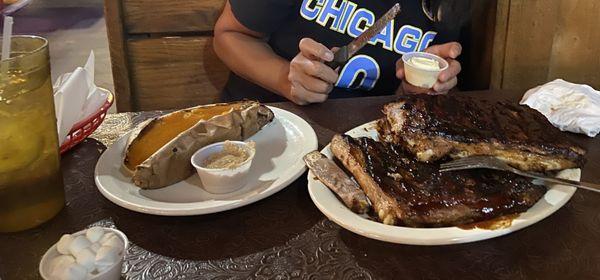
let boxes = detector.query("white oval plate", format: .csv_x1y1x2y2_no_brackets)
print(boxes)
95,106,317,216
308,121,581,245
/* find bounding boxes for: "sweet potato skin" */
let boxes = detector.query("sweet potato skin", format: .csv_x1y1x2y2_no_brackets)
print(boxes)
124,101,274,189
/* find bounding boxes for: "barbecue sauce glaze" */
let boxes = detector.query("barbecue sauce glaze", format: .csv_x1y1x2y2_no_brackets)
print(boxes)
347,136,545,227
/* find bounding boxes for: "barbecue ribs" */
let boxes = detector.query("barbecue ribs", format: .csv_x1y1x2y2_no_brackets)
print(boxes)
378,95,585,172
330,134,547,227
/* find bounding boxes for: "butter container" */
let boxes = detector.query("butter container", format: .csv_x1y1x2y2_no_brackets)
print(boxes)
402,52,449,89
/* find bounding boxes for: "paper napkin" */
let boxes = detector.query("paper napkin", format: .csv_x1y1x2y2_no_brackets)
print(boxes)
53,51,108,145
521,79,600,137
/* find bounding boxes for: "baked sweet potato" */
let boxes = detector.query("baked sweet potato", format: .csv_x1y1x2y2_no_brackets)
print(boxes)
123,101,274,189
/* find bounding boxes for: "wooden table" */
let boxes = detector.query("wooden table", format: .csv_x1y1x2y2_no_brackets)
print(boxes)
1,91,599,279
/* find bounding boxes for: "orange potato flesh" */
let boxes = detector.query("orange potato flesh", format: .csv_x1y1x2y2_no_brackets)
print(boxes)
124,104,241,170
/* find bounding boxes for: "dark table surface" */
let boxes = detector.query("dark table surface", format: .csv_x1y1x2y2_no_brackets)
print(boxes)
1,91,599,280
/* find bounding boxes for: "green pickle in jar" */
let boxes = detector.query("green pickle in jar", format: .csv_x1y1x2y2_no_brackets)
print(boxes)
0,36,65,232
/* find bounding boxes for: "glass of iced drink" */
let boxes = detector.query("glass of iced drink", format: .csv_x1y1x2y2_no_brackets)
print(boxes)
0,35,65,232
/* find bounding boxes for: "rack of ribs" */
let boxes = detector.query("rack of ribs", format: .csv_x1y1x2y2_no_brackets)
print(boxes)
378,95,586,172
330,134,547,227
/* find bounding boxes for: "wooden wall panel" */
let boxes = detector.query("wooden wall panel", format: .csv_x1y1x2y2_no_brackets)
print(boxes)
490,0,510,89
547,0,600,88
123,0,226,34
127,37,229,111
501,0,561,90
492,0,600,91
104,0,134,112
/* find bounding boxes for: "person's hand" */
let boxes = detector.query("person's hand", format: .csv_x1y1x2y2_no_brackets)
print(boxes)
286,38,339,105
396,42,462,95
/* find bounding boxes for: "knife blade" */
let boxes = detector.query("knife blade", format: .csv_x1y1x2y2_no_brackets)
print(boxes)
326,3,401,69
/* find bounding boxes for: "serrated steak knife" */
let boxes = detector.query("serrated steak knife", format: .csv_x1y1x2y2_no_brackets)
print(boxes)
326,3,401,69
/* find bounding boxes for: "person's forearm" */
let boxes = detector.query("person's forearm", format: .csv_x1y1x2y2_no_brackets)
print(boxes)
214,31,291,98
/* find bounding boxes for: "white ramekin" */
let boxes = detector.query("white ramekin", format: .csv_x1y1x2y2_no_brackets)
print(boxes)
191,141,255,194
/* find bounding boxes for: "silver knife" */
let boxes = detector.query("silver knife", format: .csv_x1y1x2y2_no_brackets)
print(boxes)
326,3,401,69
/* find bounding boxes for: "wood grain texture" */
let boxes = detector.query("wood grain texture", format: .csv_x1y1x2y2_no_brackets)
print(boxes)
127,36,229,111
490,0,510,89
501,0,561,90
104,0,134,112
123,0,226,34
492,0,600,91
547,0,600,88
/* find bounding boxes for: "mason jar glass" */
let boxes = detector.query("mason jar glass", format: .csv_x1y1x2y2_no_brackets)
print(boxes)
0,35,65,232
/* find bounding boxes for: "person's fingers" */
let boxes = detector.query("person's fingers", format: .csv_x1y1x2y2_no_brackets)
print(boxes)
288,83,309,105
425,42,462,59
295,56,338,84
290,82,328,104
291,54,337,84
299,38,334,62
433,76,458,93
438,59,461,83
395,58,405,79
292,71,333,94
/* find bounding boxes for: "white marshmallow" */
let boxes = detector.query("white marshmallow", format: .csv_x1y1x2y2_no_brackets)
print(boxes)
98,232,116,245
74,248,96,272
95,245,120,268
68,235,92,255
102,235,124,252
95,263,113,274
56,234,74,255
89,242,101,253
49,255,75,272
50,262,88,280
85,227,104,243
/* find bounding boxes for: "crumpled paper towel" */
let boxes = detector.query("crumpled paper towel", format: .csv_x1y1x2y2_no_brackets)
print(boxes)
53,51,108,145
520,79,600,137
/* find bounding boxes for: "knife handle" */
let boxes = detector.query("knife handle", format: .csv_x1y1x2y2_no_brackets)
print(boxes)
325,46,349,70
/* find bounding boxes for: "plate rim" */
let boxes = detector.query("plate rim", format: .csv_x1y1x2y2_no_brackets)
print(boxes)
94,106,317,216
307,120,580,245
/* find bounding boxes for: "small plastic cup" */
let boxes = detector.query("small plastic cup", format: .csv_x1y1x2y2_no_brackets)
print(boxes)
402,52,449,89
191,141,255,194
39,227,128,280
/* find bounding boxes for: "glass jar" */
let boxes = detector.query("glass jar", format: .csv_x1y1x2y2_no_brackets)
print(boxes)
0,35,65,232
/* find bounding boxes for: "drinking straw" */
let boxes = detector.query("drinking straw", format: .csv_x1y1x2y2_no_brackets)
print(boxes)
2,16,13,61
1,16,13,75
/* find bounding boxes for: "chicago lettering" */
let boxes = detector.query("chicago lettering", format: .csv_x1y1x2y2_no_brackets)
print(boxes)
300,0,437,54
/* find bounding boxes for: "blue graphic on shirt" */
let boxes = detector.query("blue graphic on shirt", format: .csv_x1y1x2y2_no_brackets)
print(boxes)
394,25,423,54
346,8,374,38
368,20,394,51
300,0,437,55
335,1,357,32
336,55,380,90
300,0,324,20
300,0,439,91
316,0,347,28
419,31,437,51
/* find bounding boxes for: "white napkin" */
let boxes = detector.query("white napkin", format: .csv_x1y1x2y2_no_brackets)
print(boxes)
520,79,600,137
53,51,108,145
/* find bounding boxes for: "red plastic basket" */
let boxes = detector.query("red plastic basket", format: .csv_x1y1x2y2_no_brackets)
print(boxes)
59,88,114,154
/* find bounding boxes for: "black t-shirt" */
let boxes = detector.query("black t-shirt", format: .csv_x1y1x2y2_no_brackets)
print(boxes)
224,0,457,102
